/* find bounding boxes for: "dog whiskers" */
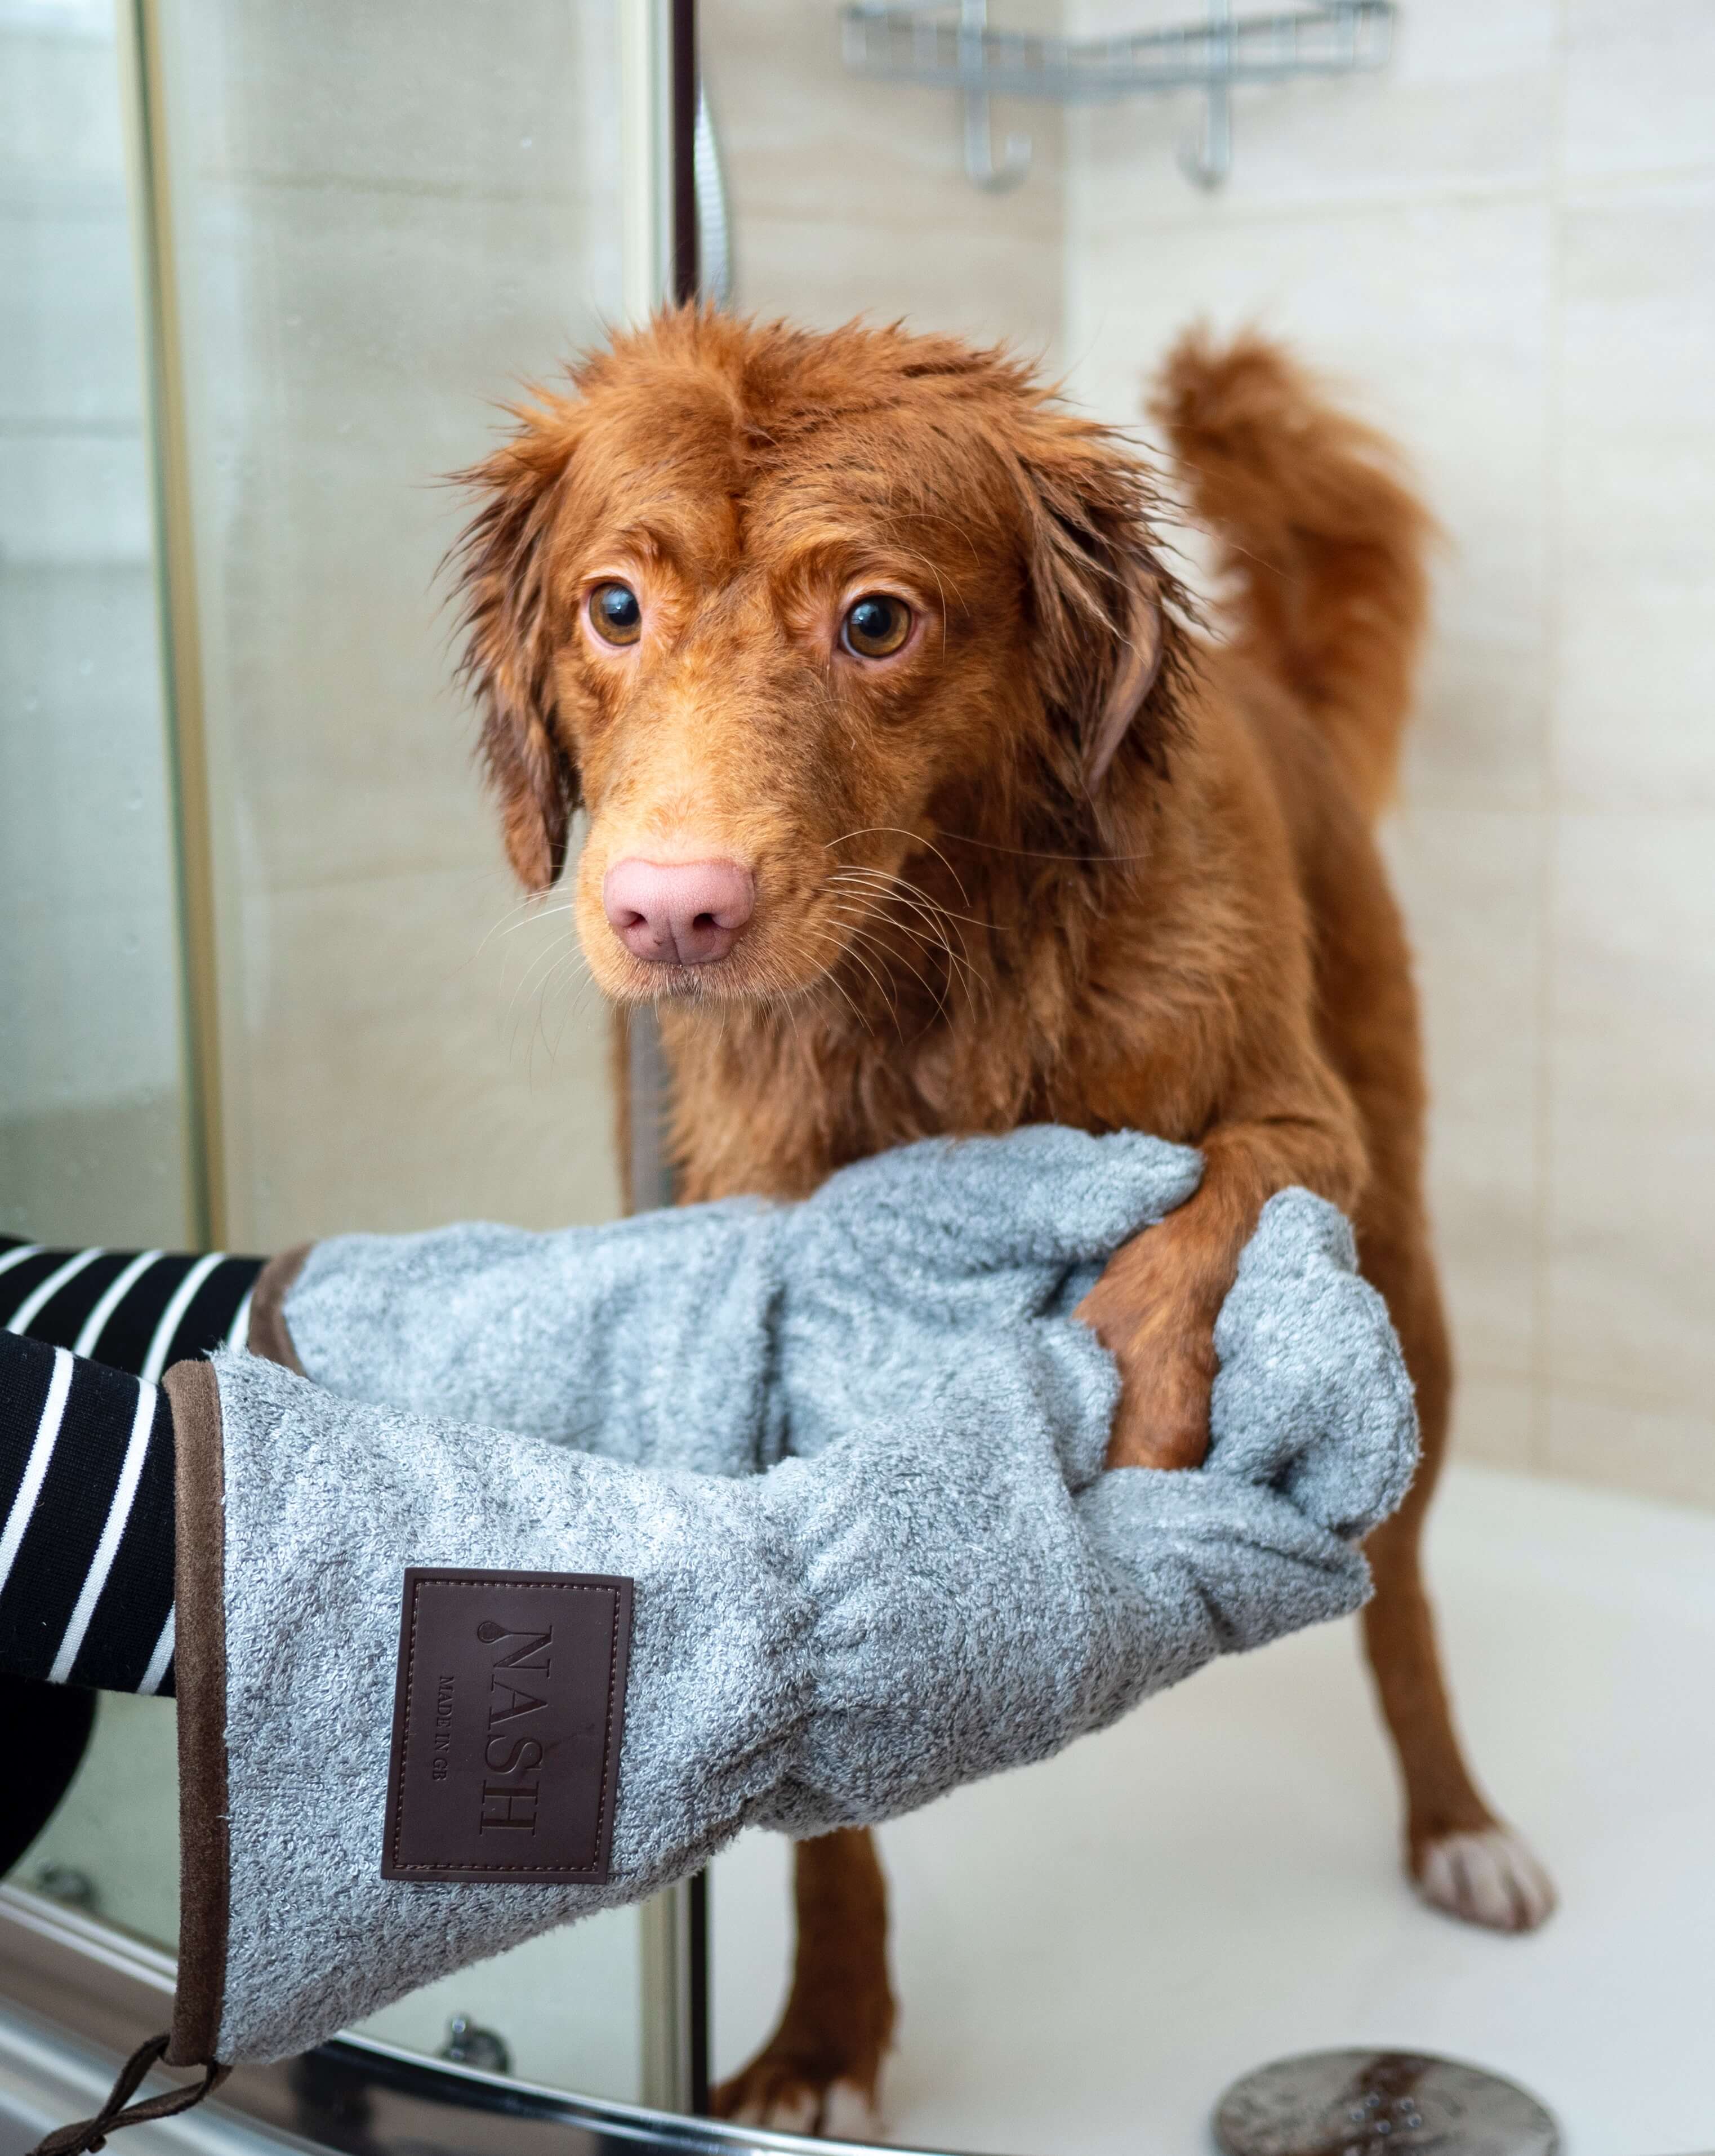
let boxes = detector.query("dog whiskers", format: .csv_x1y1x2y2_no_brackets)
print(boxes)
832,927,956,1045
827,924,902,1026
824,826,973,907
825,869,985,999
828,881,982,994
792,923,874,1037
827,905,959,1026
826,863,991,940
937,832,1152,864
512,929,587,1009
528,961,596,1079
476,888,580,959
831,866,991,953
497,899,581,939
498,910,597,1083
764,935,840,1051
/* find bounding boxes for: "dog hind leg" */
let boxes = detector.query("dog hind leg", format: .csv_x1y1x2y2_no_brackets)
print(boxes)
1356,1215,1556,1933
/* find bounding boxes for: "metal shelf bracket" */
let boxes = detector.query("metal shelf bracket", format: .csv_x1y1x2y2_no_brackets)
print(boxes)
840,0,1396,192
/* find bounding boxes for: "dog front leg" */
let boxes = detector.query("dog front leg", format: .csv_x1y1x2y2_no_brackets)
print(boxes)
711,1826,896,2136
1080,1109,1365,1471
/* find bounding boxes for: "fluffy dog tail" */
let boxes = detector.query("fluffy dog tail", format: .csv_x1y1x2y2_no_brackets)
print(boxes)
1151,327,1434,819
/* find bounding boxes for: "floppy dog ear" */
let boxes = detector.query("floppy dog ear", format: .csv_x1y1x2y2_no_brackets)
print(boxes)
1010,413,1184,791
1084,565,1165,788
452,405,583,891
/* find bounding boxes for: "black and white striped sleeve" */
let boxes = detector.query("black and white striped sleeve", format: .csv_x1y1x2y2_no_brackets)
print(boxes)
0,1239,264,1698
0,1339,177,1693
0,1239,261,1377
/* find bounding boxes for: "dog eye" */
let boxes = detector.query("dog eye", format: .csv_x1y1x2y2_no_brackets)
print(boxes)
840,594,912,660
589,582,643,646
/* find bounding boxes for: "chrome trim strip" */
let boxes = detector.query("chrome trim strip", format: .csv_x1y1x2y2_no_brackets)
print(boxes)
0,1889,964,2156
117,0,231,1248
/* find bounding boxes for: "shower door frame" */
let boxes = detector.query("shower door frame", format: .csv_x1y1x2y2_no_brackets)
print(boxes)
1,0,718,2136
1,1883,917,2156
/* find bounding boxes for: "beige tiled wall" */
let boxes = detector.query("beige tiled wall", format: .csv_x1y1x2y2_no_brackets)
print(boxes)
158,0,626,1250
127,0,1708,1508
0,0,193,1248
1062,0,1715,1507
701,0,1066,361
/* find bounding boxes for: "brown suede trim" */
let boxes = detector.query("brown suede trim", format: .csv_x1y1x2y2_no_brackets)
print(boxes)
163,1358,230,2069
247,1243,310,1373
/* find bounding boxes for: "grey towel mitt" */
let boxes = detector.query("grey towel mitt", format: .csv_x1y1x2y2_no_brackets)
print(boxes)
151,1131,1414,2076
271,1123,1208,1469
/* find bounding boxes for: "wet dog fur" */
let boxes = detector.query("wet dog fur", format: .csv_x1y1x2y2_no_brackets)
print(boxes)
455,311,1556,2133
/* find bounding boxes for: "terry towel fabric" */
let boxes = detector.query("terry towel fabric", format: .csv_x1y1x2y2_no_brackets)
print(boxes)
157,1128,1415,2073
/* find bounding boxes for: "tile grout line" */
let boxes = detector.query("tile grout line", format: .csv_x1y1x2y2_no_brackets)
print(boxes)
1071,154,1715,243
1529,0,1571,1479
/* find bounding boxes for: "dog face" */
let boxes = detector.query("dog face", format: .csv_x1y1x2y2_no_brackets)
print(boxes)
455,311,1177,1007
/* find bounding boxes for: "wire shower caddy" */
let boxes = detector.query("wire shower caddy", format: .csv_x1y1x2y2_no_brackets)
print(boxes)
840,0,1397,192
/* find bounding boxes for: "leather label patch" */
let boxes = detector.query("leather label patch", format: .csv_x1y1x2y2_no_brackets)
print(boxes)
382,1568,632,1884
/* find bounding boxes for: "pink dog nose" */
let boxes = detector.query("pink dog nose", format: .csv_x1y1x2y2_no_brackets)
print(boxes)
602,857,756,967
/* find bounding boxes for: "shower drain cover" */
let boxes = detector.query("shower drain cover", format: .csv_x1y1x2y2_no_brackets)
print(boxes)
1214,2048,1560,2156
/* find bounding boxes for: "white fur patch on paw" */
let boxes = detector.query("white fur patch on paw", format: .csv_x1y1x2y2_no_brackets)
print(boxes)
1416,1826,1557,1932
822,2078,885,2144
731,2087,819,2131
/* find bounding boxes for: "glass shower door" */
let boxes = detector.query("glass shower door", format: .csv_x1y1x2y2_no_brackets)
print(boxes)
0,0,195,1256
150,0,628,1256
3,0,693,2120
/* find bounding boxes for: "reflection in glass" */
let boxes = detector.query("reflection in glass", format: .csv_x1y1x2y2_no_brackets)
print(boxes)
5,0,652,2110
0,0,193,1251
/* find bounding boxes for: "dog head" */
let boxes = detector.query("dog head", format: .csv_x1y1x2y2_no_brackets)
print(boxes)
453,309,1185,1008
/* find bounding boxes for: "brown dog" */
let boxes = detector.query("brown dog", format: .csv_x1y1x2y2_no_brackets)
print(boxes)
455,310,1556,2134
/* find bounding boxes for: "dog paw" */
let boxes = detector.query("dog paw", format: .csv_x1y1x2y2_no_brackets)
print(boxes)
1415,1825,1557,1932
712,2060,884,2141
822,2079,887,2141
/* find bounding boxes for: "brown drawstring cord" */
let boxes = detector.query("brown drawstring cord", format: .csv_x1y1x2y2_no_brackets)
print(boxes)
29,2033,230,2156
